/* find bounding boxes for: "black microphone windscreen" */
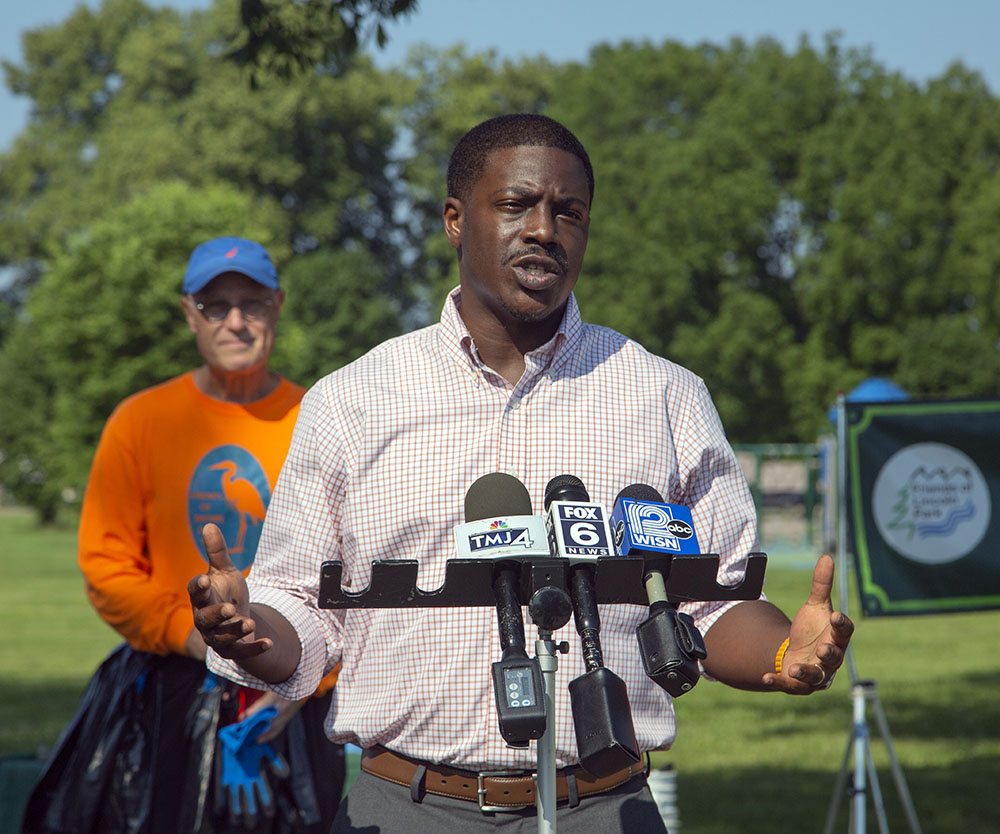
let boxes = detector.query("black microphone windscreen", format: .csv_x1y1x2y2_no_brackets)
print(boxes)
544,474,590,509
614,483,664,505
464,472,533,521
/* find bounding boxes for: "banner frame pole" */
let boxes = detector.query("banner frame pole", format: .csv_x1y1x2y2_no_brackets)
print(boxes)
824,393,923,834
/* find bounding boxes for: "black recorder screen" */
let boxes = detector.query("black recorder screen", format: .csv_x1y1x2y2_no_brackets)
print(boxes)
502,666,537,707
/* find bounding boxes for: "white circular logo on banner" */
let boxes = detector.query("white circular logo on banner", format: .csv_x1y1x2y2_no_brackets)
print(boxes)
871,442,991,564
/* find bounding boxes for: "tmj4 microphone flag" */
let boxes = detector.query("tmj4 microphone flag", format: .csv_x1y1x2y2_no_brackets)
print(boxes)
845,398,1000,616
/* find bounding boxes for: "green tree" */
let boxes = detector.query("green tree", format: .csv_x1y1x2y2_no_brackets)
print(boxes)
6,22,1000,495
271,247,403,386
551,38,843,439
0,0,413,303
0,0,416,519
390,38,1000,439
553,38,1000,438
230,0,418,82
0,181,284,520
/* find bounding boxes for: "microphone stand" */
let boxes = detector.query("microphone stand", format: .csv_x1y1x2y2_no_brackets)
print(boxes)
527,585,573,834
319,552,766,833
534,631,559,834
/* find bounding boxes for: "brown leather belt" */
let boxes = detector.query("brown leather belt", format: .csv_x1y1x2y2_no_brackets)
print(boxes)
360,744,647,811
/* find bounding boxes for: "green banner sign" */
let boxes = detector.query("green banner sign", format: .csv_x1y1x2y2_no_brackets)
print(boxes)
846,399,1000,616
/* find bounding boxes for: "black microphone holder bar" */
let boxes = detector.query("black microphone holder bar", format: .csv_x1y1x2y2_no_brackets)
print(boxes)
318,552,766,609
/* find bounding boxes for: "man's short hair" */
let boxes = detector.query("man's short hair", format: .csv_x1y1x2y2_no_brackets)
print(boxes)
447,113,594,205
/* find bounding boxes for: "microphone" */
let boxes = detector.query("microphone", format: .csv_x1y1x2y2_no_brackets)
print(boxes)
543,475,613,668
543,474,615,563
463,473,546,747
456,474,551,562
544,475,640,778
612,484,708,697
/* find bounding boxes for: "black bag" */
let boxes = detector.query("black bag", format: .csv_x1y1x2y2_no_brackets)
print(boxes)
21,643,154,833
20,644,220,834
21,644,342,834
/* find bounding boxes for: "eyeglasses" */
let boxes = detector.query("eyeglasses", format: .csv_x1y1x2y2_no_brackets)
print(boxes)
193,296,276,323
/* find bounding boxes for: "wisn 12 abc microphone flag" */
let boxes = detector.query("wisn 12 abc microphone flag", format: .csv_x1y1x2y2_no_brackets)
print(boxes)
845,398,1000,616
610,499,702,557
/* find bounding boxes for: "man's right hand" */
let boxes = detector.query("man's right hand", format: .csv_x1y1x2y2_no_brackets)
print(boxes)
188,523,274,661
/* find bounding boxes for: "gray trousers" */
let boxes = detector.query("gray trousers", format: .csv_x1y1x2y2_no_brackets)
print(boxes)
330,769,668,833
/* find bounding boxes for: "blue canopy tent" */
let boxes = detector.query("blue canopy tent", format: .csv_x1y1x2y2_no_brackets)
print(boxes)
827,377,909,426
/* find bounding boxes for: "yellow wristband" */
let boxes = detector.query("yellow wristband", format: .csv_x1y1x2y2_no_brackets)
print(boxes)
775,637,790,675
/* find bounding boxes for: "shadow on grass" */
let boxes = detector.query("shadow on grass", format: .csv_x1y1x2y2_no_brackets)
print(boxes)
882,667,1000,743
719,666,1000,748
674,754,996,834
665,663,1000,833
0,678,93,757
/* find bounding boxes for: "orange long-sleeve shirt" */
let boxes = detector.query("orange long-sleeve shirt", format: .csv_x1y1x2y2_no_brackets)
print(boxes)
79,371,307,657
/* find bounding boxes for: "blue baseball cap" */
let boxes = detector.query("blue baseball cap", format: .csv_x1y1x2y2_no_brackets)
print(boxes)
182,236,279,294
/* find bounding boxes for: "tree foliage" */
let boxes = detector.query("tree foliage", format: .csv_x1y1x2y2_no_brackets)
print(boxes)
3,12,1000,519
0,0,412,291
557,38,1000,439
272,247,403,385
393,37,1000,441
231,0,417,83
0,181,283,519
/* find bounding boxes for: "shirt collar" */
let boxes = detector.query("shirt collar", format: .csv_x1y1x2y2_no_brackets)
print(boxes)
438,286,583,379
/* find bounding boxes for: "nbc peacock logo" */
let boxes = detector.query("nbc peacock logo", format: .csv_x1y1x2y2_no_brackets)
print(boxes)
187,445,271,570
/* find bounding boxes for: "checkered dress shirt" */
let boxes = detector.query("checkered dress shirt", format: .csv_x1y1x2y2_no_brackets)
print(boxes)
209,288,762,770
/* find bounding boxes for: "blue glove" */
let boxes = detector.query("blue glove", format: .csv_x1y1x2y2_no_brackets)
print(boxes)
202,670,224,693
215,705,290,829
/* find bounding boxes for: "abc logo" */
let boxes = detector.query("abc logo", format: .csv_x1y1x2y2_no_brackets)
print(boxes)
666,519,693,539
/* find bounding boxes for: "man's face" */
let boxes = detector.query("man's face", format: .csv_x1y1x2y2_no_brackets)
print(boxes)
444,145,591,339
181,272,283,375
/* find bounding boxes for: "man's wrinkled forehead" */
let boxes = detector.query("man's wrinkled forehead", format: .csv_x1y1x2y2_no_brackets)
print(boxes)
476,145,592,206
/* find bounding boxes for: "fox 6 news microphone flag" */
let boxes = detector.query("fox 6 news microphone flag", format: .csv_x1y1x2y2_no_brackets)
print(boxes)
543,475,641,778
844,397,1000,616
543,476,615,562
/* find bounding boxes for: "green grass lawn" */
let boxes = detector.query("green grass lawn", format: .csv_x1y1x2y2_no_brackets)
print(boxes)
0,508,120,756
1,508,997,832
658,565,1000,833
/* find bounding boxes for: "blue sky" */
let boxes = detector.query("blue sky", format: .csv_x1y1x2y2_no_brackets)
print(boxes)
3,0,999,151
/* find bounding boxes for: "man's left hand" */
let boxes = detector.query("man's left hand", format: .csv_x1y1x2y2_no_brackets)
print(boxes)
761,554,855,694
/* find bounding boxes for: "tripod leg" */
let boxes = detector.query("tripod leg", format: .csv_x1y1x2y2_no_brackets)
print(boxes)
823,729,855,834
870,689,924,834
852,684,869,834
863,732,890,834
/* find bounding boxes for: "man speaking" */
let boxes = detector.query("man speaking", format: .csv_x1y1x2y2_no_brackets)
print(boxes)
191,114,853,833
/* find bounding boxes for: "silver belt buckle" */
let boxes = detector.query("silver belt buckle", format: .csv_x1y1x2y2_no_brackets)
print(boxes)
476,770,534,812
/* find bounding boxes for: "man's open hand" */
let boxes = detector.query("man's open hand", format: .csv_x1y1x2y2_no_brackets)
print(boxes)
761,554,855,694
188,523,273,661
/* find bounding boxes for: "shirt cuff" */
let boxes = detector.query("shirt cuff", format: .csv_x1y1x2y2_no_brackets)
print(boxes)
206,586,329,700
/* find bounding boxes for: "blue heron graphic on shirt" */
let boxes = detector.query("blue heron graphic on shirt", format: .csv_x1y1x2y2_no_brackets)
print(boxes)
188,446,271,570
